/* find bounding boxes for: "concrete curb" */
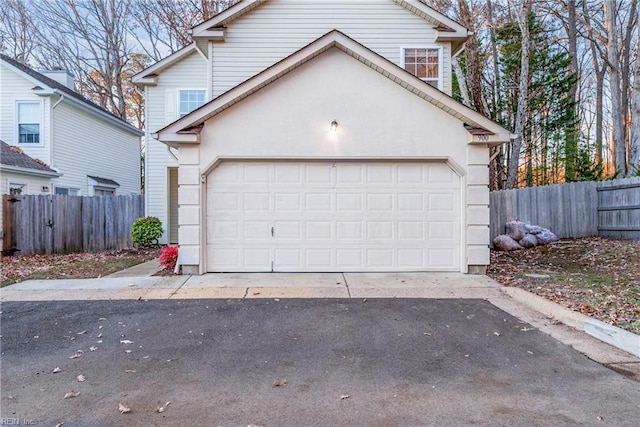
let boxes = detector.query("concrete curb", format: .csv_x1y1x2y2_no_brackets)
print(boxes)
584,318,640,358
499,286,640,360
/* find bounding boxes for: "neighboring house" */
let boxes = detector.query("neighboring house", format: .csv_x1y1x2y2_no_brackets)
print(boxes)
1,139,60,196
0,139,61,243
133,0,511,275
0,54,143,198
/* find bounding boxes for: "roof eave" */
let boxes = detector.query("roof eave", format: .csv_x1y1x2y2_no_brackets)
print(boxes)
0,164,61,178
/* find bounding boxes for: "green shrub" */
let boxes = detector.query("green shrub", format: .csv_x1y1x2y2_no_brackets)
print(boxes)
131,216,164,248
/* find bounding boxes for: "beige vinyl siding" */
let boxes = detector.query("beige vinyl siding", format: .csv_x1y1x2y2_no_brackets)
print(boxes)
0,63,52,165
212,0,451,96
145,51,207,243
51,101,140,195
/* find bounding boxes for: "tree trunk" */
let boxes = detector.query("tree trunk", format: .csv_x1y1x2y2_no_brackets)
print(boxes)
564,0,579,181
458,0,488,117
622,0,638,176
507,0,531,189
486,0,505,190
604,0,626,176
452,56,471,106
630,34,640,175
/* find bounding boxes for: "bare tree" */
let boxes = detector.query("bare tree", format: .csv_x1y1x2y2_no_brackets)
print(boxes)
130,0,237,60
507,0,532,188
0,0,36,64
630,34,640,175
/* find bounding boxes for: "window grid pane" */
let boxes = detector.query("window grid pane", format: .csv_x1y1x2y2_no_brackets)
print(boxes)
179,90,206,118
18,102,40,143
403,48,439,84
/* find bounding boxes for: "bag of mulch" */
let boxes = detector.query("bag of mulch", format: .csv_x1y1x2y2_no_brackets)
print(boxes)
524,224,544,234
519,233,538,249
506,220,526,241
535,228,559,245
493,234,524,251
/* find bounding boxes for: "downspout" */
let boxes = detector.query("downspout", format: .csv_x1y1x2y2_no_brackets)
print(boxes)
49,93,65,176
144,86,149,217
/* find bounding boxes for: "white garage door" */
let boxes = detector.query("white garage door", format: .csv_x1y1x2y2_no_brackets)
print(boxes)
206,161,460,272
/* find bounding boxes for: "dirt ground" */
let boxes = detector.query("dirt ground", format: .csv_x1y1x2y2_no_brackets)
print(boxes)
1,238,638,334
487,237,640,334
0,248,160,287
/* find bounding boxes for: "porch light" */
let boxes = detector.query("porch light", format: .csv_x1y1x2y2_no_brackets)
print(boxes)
330,120,338,132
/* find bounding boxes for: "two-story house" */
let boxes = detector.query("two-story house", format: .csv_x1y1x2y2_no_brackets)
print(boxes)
0,54,143,198
133,0,511,275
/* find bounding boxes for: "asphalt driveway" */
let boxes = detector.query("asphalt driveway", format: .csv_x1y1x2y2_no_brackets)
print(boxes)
1,298,639,426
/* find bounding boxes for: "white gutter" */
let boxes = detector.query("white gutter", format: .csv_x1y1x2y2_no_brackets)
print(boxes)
0,164,62,178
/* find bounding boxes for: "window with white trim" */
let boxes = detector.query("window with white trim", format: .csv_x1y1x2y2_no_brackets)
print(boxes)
94,187,115,196
178,90,206,118
9,182,26,195
402,47,441,89
17,102,41,143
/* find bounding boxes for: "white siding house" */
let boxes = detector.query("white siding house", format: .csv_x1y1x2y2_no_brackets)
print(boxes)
134,0,511,274
0,54,143,197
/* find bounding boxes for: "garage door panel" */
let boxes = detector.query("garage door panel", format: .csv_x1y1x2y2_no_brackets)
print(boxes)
306,193,332,211
366,164,393,184
367,193,393,211
244,221,270,240
275,193,302,211
207,161,460,272
336,248,364,268
336,193,363,212
367,221,393,239
305,165,332,184
306,221,332,239
305,248,332,268
398,193,424,211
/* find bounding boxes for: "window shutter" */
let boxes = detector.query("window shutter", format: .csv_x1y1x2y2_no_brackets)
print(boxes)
165,90,176,125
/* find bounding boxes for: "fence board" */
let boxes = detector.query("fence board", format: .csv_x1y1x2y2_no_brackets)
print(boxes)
490,177,640,242
2,194,144,255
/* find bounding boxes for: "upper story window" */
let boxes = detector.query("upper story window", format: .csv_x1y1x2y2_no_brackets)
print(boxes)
402,47,441,89
17,102,41,143
178,90,206,118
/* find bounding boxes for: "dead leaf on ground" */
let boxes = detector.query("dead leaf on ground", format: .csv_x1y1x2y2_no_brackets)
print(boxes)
52,367,61,373
76,330,87,335
272,379,287,387
118,403,131,414
156,401,171,413
76,375,86,382
340,394,350,400
64,390,80,399
120,340,133,345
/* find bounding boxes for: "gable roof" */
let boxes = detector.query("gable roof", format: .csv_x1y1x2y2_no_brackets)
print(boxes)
0,54,142,136
132,44,203,86
190,0,468,53
157,30,510,146
0,140,61,177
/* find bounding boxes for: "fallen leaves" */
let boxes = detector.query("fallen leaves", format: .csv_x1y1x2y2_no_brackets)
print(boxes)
52,367,62,373
64,390,80,399
76,375,86,382
0,248,160,285
487,238,640,333
272,379,287,387
156,401,171,413
118,403,131,414
340,394,350,400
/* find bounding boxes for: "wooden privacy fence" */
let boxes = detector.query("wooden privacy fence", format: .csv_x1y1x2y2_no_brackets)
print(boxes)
2,194,144,255
490,177,640,240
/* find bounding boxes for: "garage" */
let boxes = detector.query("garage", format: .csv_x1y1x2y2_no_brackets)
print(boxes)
206,161,461,272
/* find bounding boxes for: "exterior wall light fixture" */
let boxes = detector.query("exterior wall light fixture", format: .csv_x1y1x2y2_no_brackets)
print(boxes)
330,120,338,132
